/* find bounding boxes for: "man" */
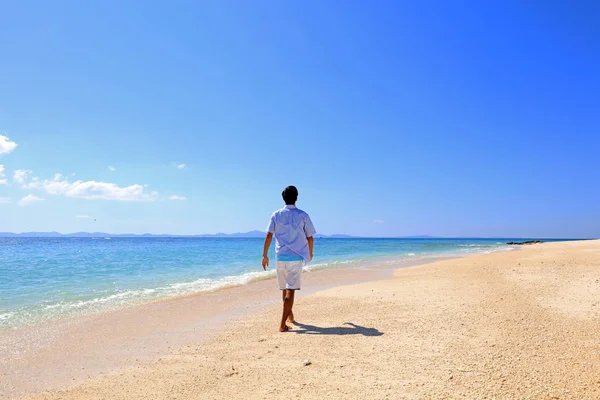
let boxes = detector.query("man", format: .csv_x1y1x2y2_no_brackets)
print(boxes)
262,186,316,332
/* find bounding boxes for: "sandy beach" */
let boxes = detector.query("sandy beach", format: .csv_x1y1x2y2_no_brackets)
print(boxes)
9,240,600,399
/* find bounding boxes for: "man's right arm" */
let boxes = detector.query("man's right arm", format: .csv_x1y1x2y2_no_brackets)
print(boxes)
262,232,273,270
262,214,277,270
307,236,314,261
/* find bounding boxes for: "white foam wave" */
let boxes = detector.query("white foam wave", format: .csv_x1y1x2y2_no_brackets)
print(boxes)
303,259,355,272
44,288,159,311
166,270,275,293
39,259,378,317
0,312,14,321
38,270,277,318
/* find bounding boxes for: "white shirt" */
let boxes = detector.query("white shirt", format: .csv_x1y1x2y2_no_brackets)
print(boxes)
267,205,316,261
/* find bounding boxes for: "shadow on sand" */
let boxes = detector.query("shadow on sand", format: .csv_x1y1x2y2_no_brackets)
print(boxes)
292,322,383,337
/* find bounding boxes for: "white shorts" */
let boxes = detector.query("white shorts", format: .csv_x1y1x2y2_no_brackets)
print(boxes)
276,260,304,290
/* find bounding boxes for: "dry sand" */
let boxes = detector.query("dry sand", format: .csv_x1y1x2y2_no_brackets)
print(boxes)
15,240,600,399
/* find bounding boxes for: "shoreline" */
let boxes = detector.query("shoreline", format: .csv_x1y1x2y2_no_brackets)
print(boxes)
1,252,463,399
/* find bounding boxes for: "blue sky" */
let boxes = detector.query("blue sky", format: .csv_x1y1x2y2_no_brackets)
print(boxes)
1,1,599,238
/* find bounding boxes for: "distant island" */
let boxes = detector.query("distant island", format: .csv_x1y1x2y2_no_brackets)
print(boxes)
0,231,438,239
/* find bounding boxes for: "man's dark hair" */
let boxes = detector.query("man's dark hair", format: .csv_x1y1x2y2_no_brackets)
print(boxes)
282,186,298,205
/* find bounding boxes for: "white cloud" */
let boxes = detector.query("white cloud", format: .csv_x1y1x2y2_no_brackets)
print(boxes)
0,197,10,203
76,215,91,219
176,163,186,169
39,175,158,201
22,176,41,189
0,135,18,155
169,195,187,201
374,219,384,224
12,171,157,201
0,165,6,185
18,194,44,206
108,166,116,172
13,169,32,184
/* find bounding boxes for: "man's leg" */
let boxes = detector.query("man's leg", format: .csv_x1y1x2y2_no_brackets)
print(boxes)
282,290,295,323
280,289,295,332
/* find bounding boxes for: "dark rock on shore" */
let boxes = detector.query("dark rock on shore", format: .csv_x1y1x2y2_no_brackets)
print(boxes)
506,240,544,245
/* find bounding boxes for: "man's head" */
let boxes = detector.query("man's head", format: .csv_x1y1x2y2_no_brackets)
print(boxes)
282,185,298,205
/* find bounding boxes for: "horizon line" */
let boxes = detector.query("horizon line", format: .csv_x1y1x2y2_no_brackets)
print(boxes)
0,231,593,240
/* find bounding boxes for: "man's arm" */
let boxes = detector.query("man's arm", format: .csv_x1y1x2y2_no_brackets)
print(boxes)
304,214,316,262
262,232,273,270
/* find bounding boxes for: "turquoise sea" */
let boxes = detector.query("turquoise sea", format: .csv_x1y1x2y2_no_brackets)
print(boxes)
0,237,565,329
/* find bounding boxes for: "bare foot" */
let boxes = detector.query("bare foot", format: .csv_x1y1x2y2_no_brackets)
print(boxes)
279,324,292,332
287,313,295,323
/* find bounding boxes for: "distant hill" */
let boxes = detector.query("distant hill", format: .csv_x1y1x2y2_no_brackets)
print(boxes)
198,230,266,238
0,231,361,238
314,233,355,238
397,235,437,238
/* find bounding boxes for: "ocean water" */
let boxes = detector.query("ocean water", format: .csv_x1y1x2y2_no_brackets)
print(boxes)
0,237,562,329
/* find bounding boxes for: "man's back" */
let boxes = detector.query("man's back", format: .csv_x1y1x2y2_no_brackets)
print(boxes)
268,205,316,262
